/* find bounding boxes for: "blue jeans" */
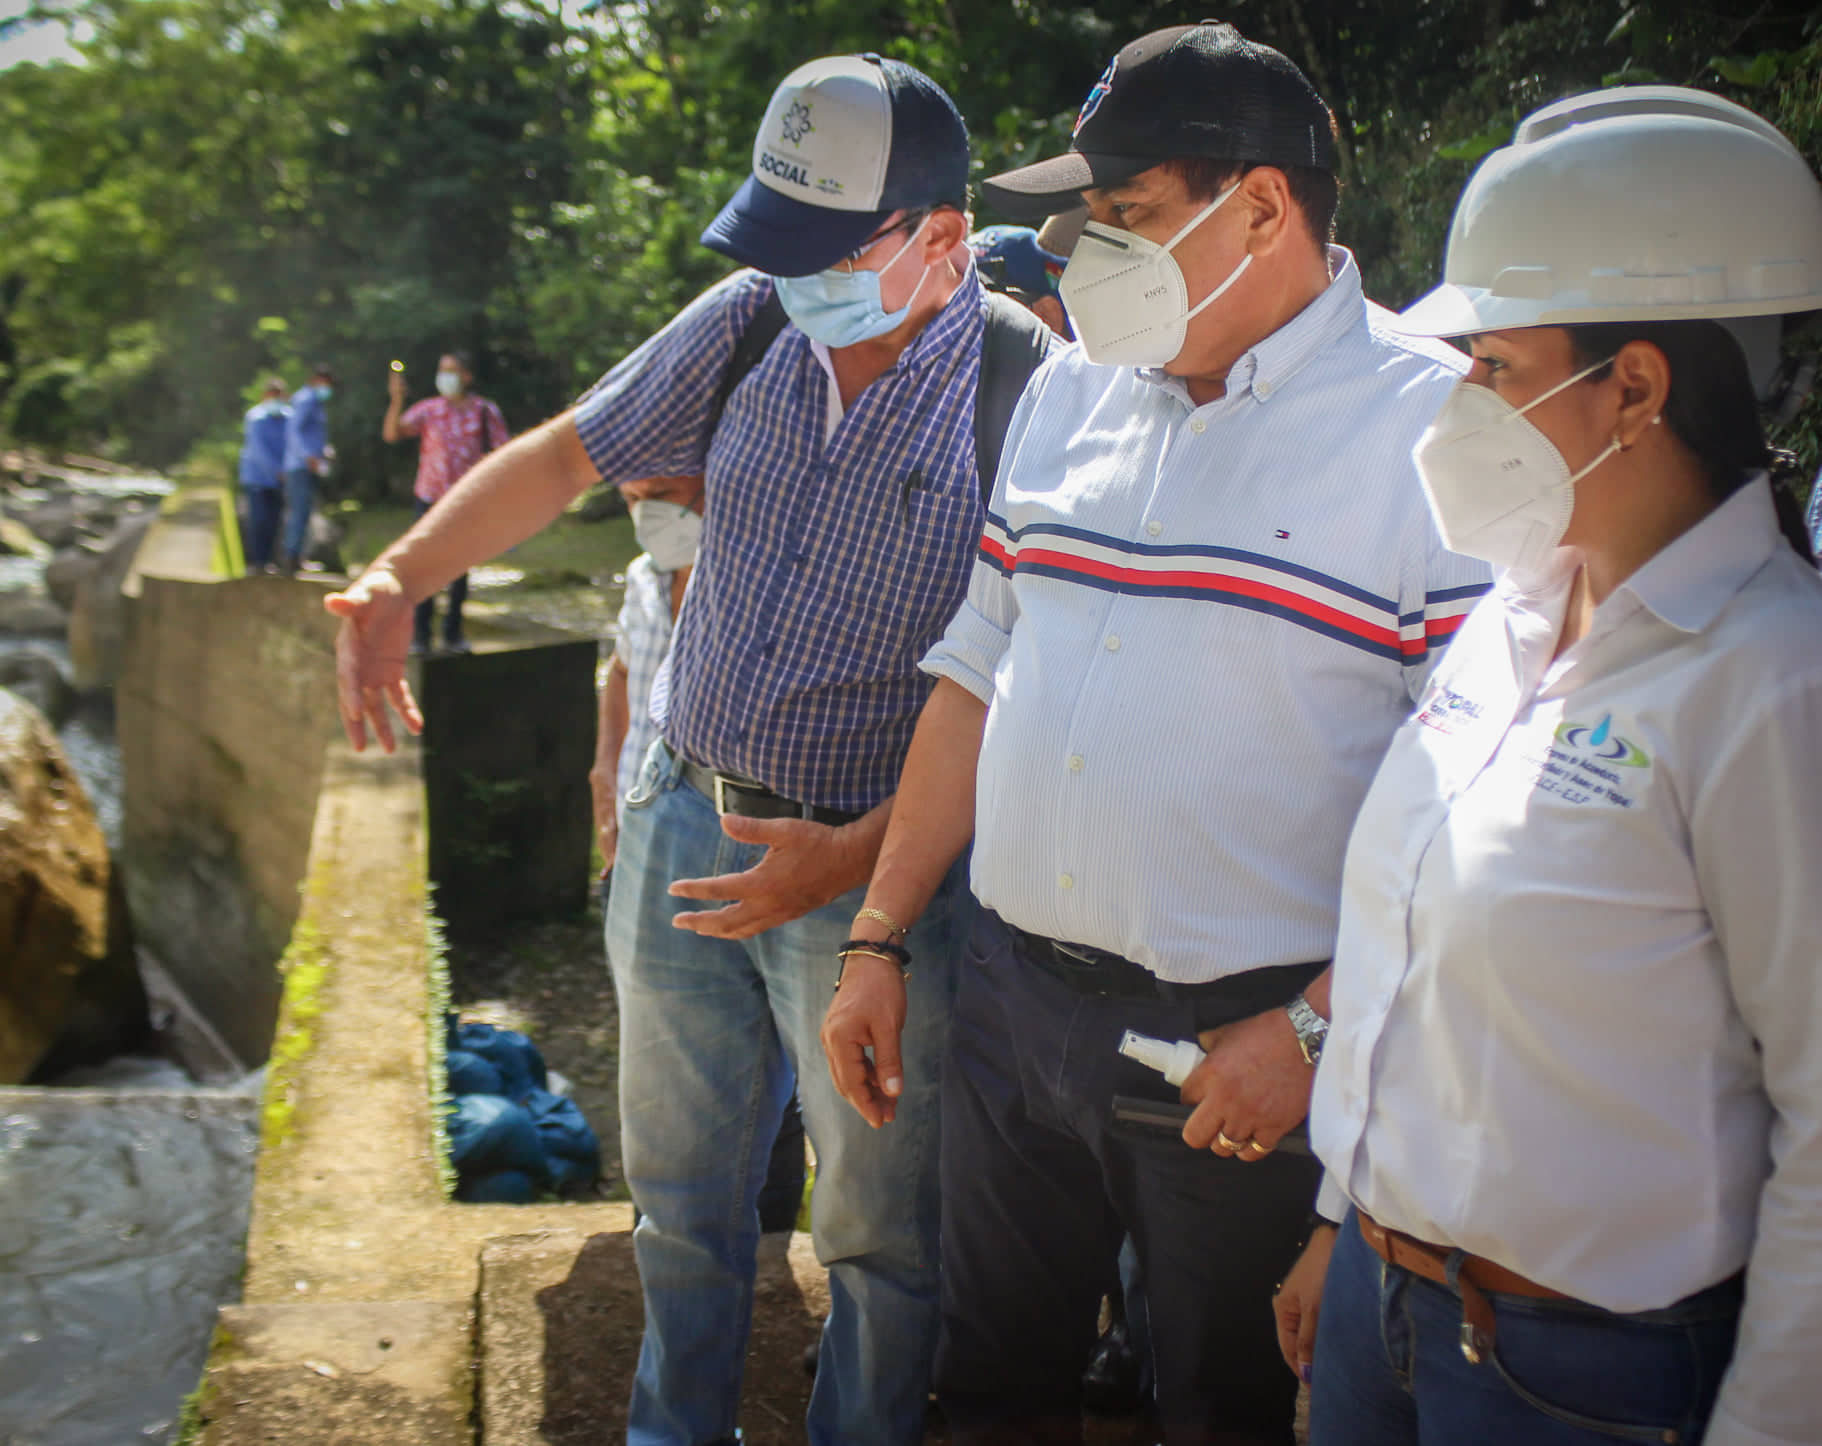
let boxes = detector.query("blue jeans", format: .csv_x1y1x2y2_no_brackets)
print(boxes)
604,740,970,1446
282,466,315,565
1311,1211,1741,1446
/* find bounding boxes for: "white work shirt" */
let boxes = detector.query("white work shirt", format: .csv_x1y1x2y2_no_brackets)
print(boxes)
922,249,1490,982
1312,477,1822,1446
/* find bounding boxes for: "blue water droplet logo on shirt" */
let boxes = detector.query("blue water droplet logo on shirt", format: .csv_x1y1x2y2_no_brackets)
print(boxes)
1589,714,1611,748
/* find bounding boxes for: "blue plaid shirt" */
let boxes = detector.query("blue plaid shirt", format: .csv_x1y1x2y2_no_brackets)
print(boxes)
574,268,990,812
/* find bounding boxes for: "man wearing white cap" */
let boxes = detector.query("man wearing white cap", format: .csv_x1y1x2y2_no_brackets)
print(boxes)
322,53,1021,1446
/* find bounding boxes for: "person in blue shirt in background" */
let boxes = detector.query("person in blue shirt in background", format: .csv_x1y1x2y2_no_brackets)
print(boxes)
238,377,290,572
280,363,336,574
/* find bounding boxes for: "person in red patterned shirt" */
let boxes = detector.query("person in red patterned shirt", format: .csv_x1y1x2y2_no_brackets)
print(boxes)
382,351,511,653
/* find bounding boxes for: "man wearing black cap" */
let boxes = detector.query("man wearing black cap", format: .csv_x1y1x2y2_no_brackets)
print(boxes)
821,23,1489,1442
323,53,1021,1446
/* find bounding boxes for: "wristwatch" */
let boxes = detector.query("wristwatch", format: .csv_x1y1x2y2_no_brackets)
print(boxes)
1285,993,1329,1067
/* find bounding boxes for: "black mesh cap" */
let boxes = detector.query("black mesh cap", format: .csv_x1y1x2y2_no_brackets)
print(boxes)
983,23,1336,221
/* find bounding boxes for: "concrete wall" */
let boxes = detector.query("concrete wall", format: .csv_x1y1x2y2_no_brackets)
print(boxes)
117,556,599,1065
117,575,343,1067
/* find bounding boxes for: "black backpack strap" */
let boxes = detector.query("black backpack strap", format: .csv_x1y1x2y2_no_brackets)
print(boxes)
707,289,789,440
973,290,1055,505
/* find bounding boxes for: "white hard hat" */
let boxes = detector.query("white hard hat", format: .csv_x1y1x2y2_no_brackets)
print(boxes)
1394,86,1822,350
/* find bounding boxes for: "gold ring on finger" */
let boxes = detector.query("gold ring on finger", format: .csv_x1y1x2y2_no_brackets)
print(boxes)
1240,1139,1270,1157
1216,1130,1243,1152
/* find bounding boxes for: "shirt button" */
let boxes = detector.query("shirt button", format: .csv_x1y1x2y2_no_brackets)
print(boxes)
1105,635,1121,652
1189,418,1207,434
1067,755,1084,772
1257,380,1274,398
1058,873,1075,890
1146,520,1163,537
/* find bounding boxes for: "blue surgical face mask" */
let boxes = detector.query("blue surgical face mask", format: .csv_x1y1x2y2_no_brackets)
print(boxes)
772,217,933,348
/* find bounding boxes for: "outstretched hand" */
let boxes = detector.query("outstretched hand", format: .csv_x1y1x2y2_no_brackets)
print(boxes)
325,566,423,752
667,813,868,939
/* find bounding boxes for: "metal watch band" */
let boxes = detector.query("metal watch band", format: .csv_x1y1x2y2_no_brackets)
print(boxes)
1285,992,1329,1067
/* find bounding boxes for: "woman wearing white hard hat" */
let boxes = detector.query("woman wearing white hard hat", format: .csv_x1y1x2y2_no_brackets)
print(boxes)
1270,87,1822,1446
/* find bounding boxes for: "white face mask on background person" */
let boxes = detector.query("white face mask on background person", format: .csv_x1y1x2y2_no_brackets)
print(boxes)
1060,181,1253,368
435,370,465,398
1413,357,1626,574
772,217,934,348
630,500,703,572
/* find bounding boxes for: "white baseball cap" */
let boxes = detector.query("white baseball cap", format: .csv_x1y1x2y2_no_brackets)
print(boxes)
701,54,970,278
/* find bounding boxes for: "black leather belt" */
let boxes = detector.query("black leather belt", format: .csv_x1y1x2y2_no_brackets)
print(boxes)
672,748,862,826
1002,917,1325,1021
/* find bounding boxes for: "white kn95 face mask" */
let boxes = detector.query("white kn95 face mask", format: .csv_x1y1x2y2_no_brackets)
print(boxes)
1059,182,1252,368
1414,358,1625,573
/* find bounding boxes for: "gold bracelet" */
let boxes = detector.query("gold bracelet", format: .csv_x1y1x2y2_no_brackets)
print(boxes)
832,947,912,991
856,907,906,939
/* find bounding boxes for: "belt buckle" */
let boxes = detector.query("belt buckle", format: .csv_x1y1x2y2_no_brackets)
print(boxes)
712,774,733,816
1053,941,1099,966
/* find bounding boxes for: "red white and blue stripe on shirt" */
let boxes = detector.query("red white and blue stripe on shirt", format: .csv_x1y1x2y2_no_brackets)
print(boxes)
978,512,1482,664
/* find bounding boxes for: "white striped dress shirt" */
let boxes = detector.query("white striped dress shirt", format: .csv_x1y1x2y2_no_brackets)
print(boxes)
922,249,1490,983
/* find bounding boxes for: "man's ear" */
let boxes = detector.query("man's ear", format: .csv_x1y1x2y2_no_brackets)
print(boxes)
1238,166,1297,256
921,206,970,262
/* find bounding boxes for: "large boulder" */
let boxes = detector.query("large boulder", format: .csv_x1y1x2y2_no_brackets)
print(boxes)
0,589,68,637
43,545,98,611
0,650,73,727
0,687,147,1082
67,511,154,690
13,499,82,550
0,517,50,558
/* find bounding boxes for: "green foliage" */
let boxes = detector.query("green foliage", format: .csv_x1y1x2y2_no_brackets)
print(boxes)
4,0,1822,478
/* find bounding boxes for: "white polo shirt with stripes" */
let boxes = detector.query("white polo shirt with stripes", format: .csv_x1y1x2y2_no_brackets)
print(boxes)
922,248,1490,985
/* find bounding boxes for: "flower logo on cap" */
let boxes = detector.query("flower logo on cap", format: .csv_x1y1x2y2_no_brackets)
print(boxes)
780,99,815,147
1075,58,1117,135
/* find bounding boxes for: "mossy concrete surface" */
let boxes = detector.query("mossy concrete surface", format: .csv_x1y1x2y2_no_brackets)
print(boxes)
198,737,630,1446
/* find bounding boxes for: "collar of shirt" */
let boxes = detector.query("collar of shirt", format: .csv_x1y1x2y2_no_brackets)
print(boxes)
806,262,978,451
1618,471,1779,633
1493,475,1782,700
1135,245,1364,409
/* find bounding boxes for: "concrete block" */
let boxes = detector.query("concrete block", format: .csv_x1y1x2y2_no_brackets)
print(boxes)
200,1300,473,1446
417,634,596,932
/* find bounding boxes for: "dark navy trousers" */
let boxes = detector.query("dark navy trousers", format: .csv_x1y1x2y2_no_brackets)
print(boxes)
935,908,1322,1445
